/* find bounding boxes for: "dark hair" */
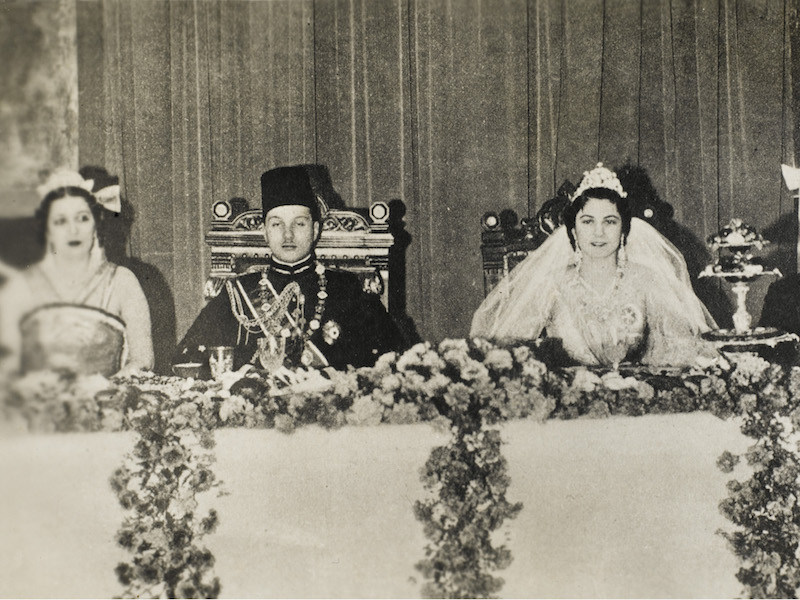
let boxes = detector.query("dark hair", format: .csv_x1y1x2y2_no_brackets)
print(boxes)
35,186,105,247
563,187,632,250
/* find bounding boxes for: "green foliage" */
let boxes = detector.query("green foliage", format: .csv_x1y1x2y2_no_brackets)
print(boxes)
414,417,521,598
714,356,800,598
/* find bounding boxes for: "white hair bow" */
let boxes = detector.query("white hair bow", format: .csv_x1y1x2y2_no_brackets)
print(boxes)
95,185,122,213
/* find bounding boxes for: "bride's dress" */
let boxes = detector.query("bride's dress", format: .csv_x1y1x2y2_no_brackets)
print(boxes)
471,219,717,368
549,262,714,367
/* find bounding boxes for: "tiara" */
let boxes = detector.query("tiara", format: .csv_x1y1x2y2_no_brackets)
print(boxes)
36,169,94,199
570,163,627,201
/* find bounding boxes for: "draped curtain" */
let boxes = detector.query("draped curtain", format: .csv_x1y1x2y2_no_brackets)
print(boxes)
0,0,78,217
77,0,797,357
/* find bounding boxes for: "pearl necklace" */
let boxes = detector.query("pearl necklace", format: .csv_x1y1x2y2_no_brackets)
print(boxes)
576,264,624,301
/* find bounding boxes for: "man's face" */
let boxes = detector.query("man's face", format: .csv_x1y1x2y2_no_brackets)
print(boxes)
264,204,319,264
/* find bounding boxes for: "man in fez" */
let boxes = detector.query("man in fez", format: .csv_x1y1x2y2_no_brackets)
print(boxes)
174,165,405,374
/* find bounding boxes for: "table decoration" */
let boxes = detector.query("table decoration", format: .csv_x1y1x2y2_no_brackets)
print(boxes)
3,339,800,598
700,218,783,337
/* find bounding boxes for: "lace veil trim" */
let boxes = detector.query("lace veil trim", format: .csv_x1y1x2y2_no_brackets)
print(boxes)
470,217,716,341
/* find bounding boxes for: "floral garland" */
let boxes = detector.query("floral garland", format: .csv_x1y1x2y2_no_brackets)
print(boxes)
1,339,734,437
110,386,221,598
1,372,224,597
2,339,797,598
409,340,523,597
415,425,520,599
712,353,800,598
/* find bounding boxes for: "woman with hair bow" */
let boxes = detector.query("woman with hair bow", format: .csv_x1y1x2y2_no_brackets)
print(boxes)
471,163,717,368
0,169,154,377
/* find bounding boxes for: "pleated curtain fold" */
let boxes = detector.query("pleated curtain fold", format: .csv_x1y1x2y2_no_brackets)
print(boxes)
77,0,797,348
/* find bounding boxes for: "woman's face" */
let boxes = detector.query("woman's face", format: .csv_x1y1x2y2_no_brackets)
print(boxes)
572,198,622,261
46,195,96,257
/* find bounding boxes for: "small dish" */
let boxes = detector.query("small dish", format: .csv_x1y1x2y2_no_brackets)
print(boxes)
172,362,203,378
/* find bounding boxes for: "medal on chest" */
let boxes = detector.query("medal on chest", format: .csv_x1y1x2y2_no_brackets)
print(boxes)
227,261,336,369
254,262,331,368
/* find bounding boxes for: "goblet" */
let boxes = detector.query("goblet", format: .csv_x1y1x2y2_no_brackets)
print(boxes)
256,334,286,373
606,342,629,372
208,346,234,379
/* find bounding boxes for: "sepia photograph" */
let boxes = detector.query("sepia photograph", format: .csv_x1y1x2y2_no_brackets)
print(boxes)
0,0,798,597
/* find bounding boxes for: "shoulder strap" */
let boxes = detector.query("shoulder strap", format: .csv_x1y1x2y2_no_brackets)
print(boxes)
97,264,119,309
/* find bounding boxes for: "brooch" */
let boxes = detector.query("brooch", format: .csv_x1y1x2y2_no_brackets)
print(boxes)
322,320,341,345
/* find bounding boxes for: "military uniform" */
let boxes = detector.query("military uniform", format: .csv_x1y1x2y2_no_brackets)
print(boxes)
174,254,405,374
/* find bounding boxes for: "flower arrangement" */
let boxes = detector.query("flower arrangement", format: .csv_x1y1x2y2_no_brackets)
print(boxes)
2,369,127,433
3,339,798,598
707,218,766,250
713,353,800,598
701,218,774,282
408,341,524,597
3,339,732,437
415,424,521,599
110,386,221,598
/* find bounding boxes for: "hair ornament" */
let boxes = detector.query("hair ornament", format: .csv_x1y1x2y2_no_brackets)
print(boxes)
570,162,627,201
36,169,94,200
95,184,122,213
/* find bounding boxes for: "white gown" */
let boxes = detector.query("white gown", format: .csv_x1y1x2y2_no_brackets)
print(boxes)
0,254,153,376
471,219,717,368
547,262,714,367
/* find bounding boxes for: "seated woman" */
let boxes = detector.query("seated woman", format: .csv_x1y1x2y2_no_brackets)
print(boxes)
0,169,154,377
471,163,717,368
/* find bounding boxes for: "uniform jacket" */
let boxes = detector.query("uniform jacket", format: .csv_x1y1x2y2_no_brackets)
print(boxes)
174,255,405,374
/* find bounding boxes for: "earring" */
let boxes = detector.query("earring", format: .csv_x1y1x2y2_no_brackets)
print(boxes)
573,246,583,267
617,236,627,268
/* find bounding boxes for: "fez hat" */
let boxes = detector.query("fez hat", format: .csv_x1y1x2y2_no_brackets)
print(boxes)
260,165,322,222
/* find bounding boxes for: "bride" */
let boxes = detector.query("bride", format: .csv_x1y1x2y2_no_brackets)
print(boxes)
0,169,154,377
470,163,717,368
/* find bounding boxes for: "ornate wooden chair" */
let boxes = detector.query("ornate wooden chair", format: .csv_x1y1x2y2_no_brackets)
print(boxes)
204,197,394,309
480,181,574,295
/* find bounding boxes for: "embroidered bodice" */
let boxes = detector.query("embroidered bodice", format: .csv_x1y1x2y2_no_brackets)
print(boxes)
548,266,644,366
546,263,714,367
0,258,153,375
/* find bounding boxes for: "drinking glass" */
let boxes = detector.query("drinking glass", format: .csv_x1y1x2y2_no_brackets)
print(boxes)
256,334,286,373
607,345,628,371
208,346,234,379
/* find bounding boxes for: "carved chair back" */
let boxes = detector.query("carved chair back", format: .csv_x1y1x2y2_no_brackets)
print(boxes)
205,198,393,309
480,181,575,296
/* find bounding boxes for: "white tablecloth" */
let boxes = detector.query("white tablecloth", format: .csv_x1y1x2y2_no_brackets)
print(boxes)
0,413,749,598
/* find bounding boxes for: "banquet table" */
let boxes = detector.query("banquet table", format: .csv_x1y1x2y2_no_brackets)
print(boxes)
0,411,749,598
